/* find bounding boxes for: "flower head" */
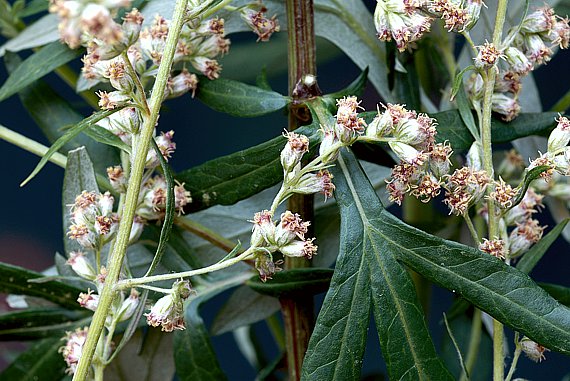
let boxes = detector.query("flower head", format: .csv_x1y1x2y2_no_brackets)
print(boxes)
145,280,192,332
59,327,89,375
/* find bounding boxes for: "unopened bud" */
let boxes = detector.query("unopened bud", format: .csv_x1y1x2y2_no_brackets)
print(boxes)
504,47,533,75
520,336,548,362
281,132,309,173
547,116,570,153
67,251,97,280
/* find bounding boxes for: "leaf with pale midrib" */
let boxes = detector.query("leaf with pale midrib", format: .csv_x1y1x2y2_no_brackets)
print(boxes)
302,150,453,381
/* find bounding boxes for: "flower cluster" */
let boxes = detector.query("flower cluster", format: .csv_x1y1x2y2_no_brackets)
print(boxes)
250,210,317,281
364,103,448,205
520,336,549,362
60,327,89,375
467,6,570,121
49,0,132,49
145,280,192,331
67,190,118,248
373,0,483,51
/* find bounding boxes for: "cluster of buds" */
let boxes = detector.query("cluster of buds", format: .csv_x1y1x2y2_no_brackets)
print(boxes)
145,280,192,331
443,165,489,215
373,0,484,51
67,190,118,248
135,175,192,221
364,103,449,205
59,327,89,375
280,131,336,201
373,0,432,52
240,3,280,42
250,210,317,281
467,6,569,121
49,0,133,49
423,0,483,32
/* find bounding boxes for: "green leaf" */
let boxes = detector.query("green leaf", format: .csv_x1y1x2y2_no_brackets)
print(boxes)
0,309,90,341
210,285,280,335
352,169,570,355
540,283,570,307
302,150,453,381
450,66,474,101
247,268,333,298
453,70,480,142
516,219,570,274
62,147,100,254
0,41,81,102
196,76,289,117
175,123,321,212
510,165,552,209
143,139,176,276
3,52,120,177
440,314,492,381
83,124,132,154
0,337,66,381
174,277,249,381
21,108,119,186
0,14,58,57
0,262,83,310
105,329,175,381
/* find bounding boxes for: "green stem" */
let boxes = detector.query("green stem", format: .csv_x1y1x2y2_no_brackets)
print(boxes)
71,0,189,379
116,248,256,289
551,87,570,112
504,333,522,381
461,308,482,381
463,213,480,244
480,1,509,379
267,314,286,351
201,0,234,18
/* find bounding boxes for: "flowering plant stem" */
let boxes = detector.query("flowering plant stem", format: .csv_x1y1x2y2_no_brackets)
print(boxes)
71,0,189,379
480,0,509,380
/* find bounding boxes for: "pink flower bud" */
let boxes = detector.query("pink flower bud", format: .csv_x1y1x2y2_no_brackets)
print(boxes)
281,132,309,173
145,280,192,332
60,327,89,375
251,210,276,247
474,42,501,69
240,8,280,42
280,238,318,259
78,290,99,311
491,93,520,122
116,289,140,322
547,116,570,153
191,56,221,80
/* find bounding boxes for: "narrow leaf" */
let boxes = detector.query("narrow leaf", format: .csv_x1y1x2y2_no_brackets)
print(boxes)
0,309,90,341
539,283,570,307
210,285,280,335
175,123,321,212
0,262,83,310
21,108,119,186
443,313,470,380
0,337,66,381
196,76,289,117
83,124,132,154
0,41,81,102
0,14,59,57
174,280,244,381
516,219,570,274
454,74,480,142
450,66,474,101
247,268,333,298
62,147,99,254
143,139,175,276
510,165,552,208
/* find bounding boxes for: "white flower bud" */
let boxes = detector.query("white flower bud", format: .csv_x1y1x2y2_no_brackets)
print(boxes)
319,129,340,164
251,210,276,247
463,0,483,31
122,8,144,46
294,170,335,200
466,142,484,171
60,327,88,375
168,69,198,98
520,336,548,362
190,56,221,80
547,116,570,153
394,118,423,145
389,141,424,165
145,280,191,332
491,93,520,122
97,90,130,110
280,238,317,259
366,111,392,138
474,42,501,69
67,251,97,280
504,47,533,75
77,290,99,311
116,289,140,322
281,132,309,173
521,7,555,34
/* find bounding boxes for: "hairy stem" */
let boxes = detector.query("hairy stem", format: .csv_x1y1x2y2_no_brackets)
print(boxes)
480,1,509,380
461,308,482,381
72,0,189,379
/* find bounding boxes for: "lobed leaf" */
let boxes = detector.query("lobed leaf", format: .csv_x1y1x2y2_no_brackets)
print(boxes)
302,150,454,381
196,76,289,117
0,262,83,310
0,41,81,102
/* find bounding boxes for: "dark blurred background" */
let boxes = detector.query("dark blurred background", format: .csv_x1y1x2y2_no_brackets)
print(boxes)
1,0,570,379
